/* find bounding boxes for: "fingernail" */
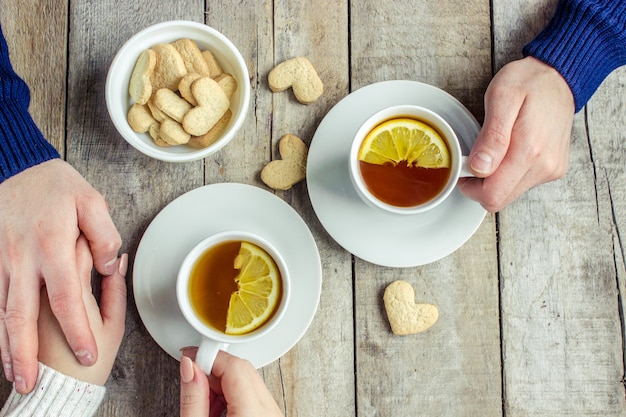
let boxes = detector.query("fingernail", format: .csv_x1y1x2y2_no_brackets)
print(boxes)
14,375,25,393
118,254,128,277
75,349,94,366
180,356,194,384
104,257,118,275
471,152,493,174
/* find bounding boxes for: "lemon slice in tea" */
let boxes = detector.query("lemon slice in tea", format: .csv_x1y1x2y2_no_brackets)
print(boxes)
358,118,451,168
225,242,281,335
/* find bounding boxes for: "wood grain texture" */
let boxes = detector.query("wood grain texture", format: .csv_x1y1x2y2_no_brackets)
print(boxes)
203,1,270,186
351,1,500,416
350,0,492,119
354,218,501,417
268,2,355,416
494,1,626,416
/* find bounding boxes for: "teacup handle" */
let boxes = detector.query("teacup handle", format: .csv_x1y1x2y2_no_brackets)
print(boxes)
195,338,230,375
460,156,475,178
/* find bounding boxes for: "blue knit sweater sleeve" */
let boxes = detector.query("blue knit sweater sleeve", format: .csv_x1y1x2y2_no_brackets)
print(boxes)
523,0,626,112
0,25,59,183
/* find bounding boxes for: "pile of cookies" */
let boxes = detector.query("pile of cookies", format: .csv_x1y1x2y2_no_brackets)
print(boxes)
126,38,237,148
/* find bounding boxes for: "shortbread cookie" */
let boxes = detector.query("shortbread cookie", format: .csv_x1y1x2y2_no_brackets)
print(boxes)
146,96,171,123
151,43,188,91
383,280,438,335
268,57,323,104
127,103,155,133
154,88,192,123
188,109,232,149
148,122,170,147
128,49,156,105
215,73,238,99
159,119,191,145
178,73,204,106
182,77,230,136
202,50,224,78
172,38,211,76
261,134,308,190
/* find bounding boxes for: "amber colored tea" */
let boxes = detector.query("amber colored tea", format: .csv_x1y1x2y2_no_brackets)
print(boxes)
188,240,240,332
188,239,282,333
359,161,451,207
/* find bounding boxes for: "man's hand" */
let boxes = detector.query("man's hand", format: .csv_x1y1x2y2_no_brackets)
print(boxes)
458,56,575,212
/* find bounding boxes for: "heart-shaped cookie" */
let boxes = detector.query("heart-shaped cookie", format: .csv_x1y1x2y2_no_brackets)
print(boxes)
268,57,323,104
182,77,230,136
261,134,308,190
383,280,438,335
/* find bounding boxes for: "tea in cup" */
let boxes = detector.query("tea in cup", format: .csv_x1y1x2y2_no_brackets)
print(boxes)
177,231,290,374
349,105,473,214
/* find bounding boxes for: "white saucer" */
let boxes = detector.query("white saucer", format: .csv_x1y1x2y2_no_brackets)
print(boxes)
133,183,322,368
306,80,486,267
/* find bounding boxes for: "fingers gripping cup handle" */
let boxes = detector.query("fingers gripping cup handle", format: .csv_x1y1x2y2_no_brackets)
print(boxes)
196,338,230,375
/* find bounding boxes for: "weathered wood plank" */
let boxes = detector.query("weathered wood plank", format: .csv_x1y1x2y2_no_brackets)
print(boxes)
587,66,626,408
203,1,271,186
354,220,501,416
67,1,205,415
350,0,492,119
499,118,625,417
494,1,626,415
351,1,501,416
266,1,355,416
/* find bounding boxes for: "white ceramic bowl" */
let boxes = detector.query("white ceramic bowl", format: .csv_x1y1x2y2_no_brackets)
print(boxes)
105,20,250,162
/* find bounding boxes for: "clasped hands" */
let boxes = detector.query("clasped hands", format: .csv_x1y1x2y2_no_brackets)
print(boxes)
0,159,123,393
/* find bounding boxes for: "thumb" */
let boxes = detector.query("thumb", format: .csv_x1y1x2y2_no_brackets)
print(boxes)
180,356,211,417
469,89,521,177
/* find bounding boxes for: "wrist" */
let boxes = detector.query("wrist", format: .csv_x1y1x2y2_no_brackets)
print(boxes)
521,56,574,111
522,0,626,111
0,363,106,417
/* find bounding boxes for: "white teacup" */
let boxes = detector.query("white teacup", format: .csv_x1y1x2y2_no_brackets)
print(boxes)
177,231,291,375
349,104,474,215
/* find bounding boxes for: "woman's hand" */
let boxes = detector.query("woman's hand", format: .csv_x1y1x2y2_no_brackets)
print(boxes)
180,349,283,417
37,234,127,386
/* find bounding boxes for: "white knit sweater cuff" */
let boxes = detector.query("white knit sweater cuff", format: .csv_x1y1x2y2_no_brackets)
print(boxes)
0,363,106,417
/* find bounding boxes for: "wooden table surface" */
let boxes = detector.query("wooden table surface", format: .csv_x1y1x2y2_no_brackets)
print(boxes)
1,1,625,416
